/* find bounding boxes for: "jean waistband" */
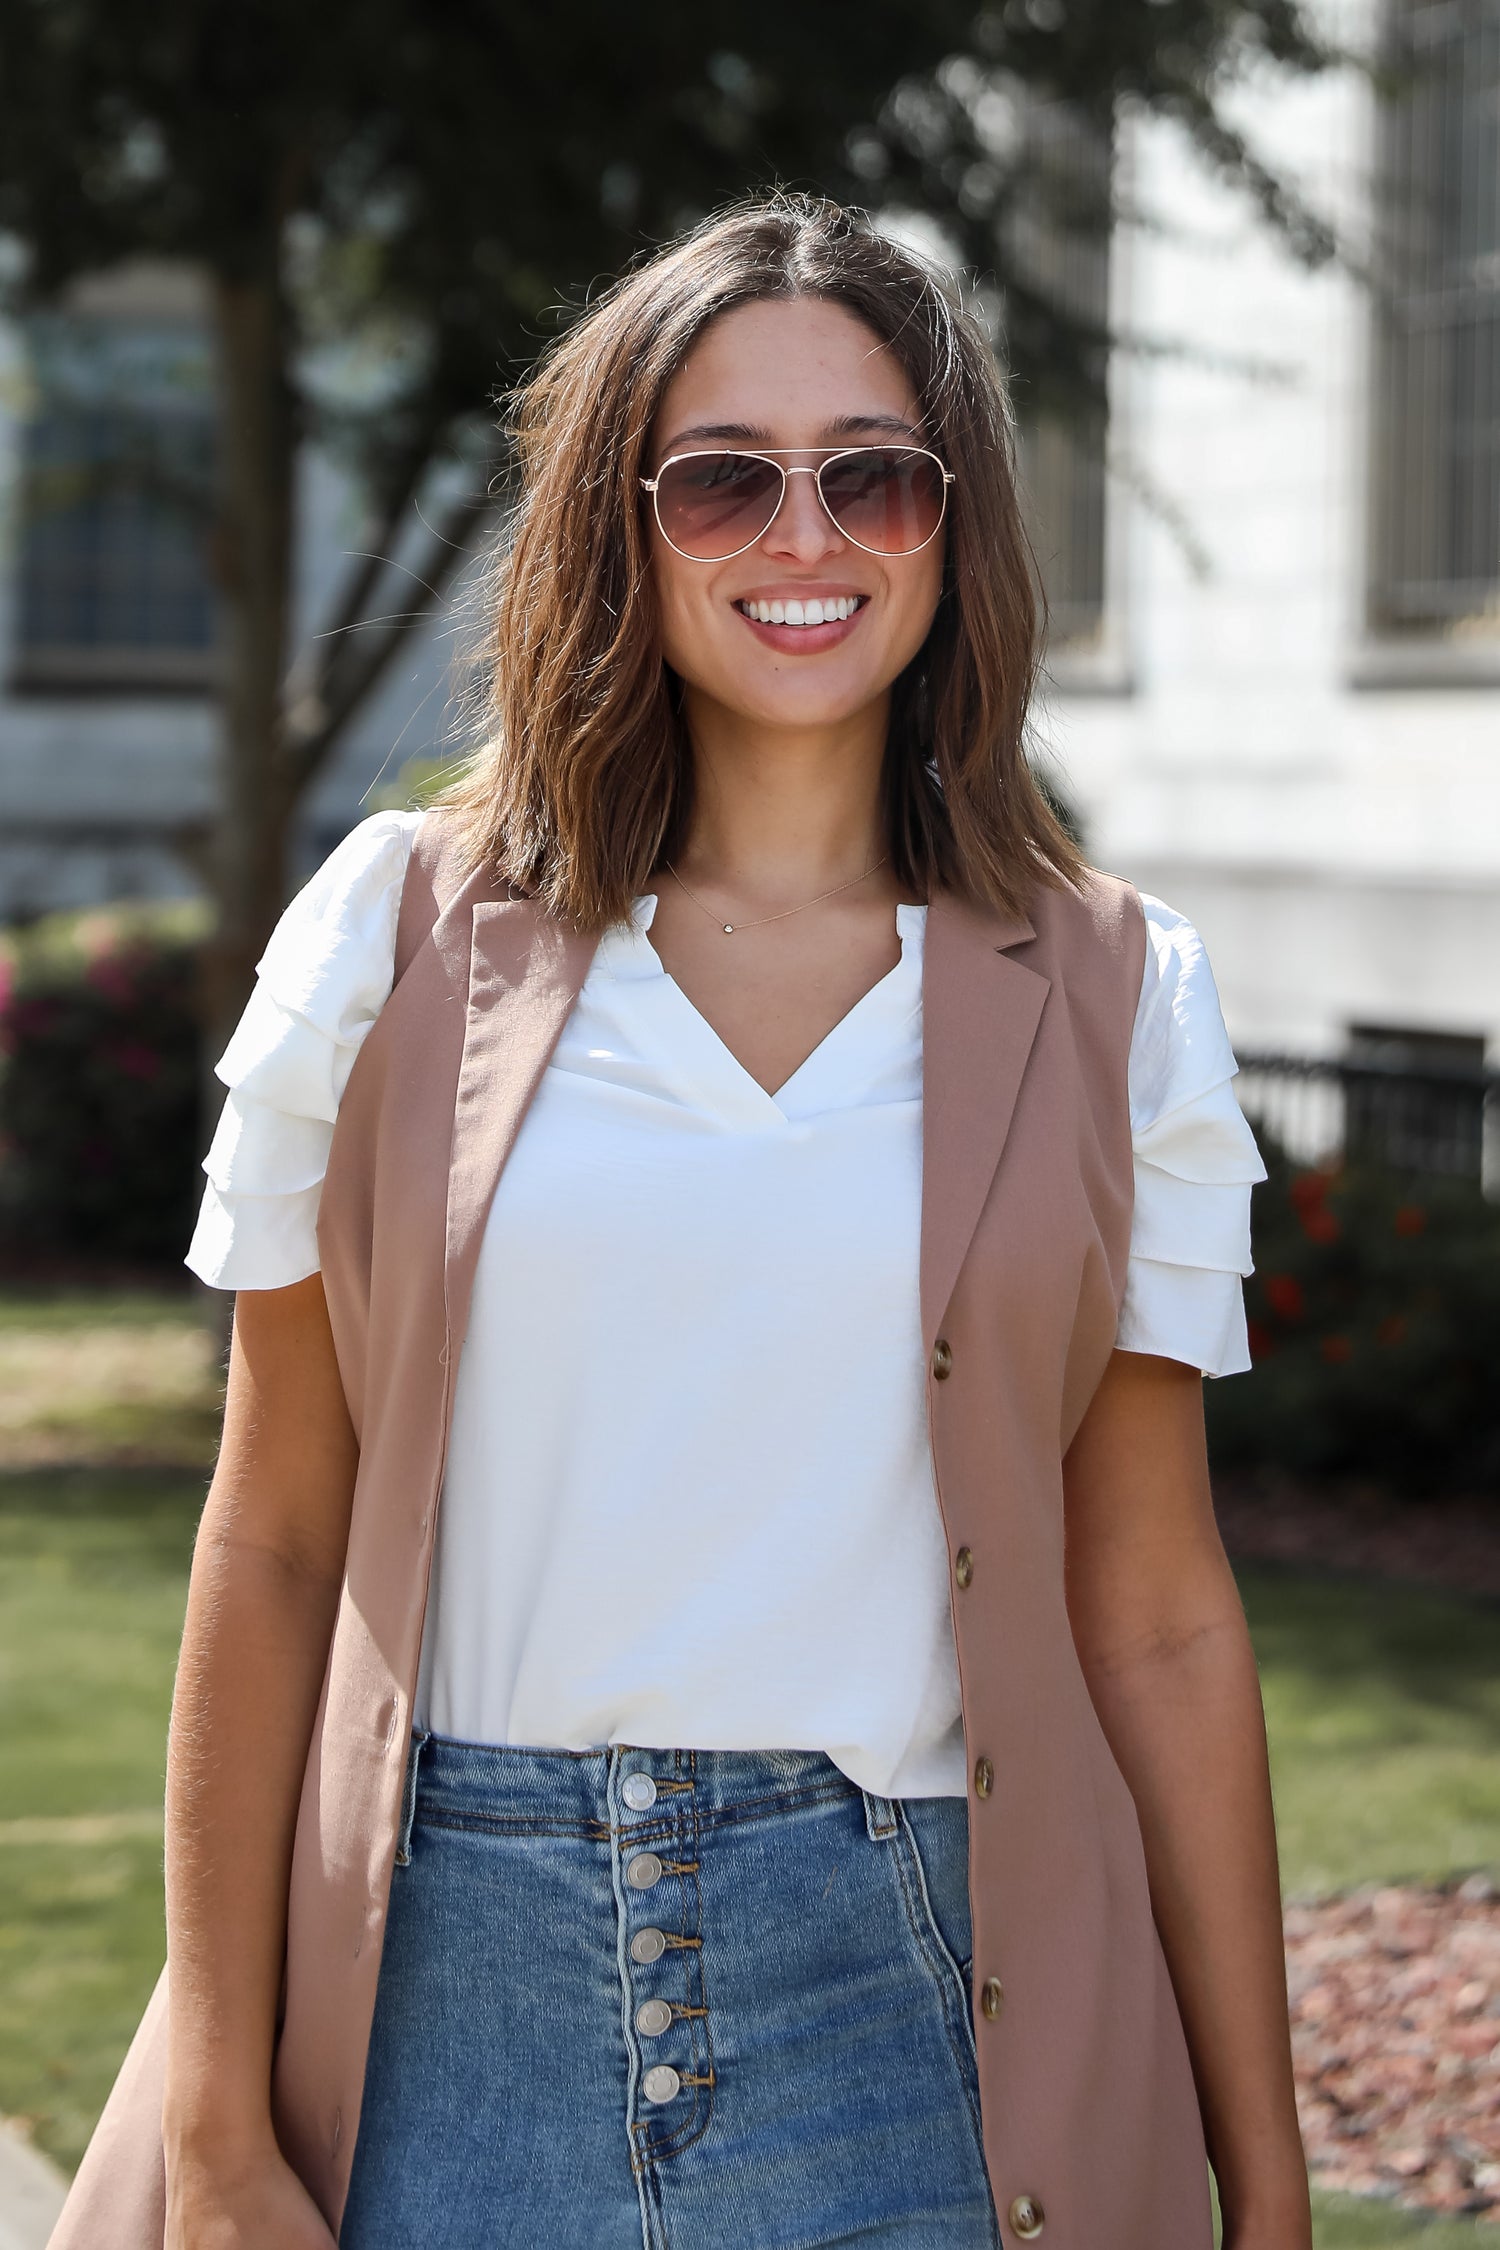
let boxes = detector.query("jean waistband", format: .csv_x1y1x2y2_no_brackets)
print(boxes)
395,1731,905,1864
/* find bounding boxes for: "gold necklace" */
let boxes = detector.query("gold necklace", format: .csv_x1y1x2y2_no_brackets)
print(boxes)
666,853,890,935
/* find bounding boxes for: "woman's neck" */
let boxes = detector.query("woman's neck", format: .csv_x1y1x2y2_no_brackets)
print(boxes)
672,684,892,907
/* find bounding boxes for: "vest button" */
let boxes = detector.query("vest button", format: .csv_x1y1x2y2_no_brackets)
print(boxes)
973,1755,994,1799
981,1975,1004,2019
1009,2193,1045,2238
954,1544,973,1588
931,1337,953,1380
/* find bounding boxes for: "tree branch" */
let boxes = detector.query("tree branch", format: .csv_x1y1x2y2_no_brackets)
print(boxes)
281,483,496,791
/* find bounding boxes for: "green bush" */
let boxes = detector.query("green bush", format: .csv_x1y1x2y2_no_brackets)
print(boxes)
1205,1142,1500,1494
0,901,208,1271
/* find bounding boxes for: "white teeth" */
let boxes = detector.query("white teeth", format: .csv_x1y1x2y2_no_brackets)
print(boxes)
739,596,862,627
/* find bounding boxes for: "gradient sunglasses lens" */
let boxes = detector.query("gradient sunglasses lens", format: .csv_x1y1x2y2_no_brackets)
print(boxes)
653,452,785,559
818,448,948,553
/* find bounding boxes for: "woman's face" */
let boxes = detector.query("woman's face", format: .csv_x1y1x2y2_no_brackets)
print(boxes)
646,296,947,734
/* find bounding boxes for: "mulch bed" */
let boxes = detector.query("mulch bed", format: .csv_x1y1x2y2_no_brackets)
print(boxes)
1287,1878,1500,2223
1218,1473,1500,2221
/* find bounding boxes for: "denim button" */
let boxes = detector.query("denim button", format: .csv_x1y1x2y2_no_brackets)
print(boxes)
635,1997,673,2036
642,2064,681,2103
627,1851,664,1888
622,1773,658,1810
630,1927,667,1963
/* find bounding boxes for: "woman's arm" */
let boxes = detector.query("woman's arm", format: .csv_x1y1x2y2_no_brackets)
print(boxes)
1063,1348,1309,2250
160,1273,359,2249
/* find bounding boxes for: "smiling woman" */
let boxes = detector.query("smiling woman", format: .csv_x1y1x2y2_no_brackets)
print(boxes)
52,195,1295,2250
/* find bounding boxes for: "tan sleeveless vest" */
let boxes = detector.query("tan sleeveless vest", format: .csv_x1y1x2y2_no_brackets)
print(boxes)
50,810,1212,2249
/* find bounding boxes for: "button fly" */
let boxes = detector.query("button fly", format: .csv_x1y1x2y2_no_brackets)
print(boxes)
981,1976,1004,2020
931,1336,953,1380
1009,2193,1045,2237
627,1851,664,1889
974,1755,994,1798
954,1545,973,1589
622,1773,657,1810
630,1927,667,1963
635,1997,673,2037
642,2064,681,2104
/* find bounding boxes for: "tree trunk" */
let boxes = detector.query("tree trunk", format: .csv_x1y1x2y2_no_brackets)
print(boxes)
202,267,298,1063
193,268,297,1351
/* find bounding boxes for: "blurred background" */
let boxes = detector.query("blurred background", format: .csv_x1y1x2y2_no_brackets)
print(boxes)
0,1,1496,2241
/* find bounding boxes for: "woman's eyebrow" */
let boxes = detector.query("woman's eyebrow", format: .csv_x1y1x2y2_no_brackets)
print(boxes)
657,411,925,454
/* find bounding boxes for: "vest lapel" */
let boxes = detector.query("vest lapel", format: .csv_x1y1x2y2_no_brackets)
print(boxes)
920,887,1051,1355
441,894,601,1352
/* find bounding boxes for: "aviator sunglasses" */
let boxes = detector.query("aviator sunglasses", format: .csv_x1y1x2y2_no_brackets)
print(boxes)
640,444,955,563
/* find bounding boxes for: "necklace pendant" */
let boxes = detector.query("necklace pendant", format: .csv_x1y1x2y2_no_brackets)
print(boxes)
722,923,734,934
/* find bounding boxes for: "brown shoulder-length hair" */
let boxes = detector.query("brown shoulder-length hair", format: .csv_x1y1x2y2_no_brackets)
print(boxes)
440,190,1083,928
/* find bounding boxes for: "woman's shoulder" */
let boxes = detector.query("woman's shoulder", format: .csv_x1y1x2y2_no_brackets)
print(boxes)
253,807,425,1027
210,806,425,1105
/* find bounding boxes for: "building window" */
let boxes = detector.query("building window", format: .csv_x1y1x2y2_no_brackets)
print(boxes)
1367,0,1500,645
12,315,217,690
1007,102,1112,656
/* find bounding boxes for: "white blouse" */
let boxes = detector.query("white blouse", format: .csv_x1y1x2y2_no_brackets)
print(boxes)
186,809,1266,1800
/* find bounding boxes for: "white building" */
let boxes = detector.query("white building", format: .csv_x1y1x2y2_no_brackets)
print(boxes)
1042,0,1498,1094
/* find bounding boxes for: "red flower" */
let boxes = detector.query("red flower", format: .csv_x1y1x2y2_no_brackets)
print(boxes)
1394,1205,1427,1237
1263,1273,1305,1321
1319,1334,1353,1365
1247,1319,1276,1362
1376,1314,1407,1348
1302,1208,1340,1244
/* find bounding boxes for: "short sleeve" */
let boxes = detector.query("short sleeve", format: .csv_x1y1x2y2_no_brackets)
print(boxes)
183,808,424,1290
1116,895,1268,1377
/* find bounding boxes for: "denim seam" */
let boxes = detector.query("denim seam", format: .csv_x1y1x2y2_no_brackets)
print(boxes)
393,1730,430,1869
887,1808,991,2162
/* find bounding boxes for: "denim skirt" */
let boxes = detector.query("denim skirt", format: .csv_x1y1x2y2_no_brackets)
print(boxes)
340,1732,1003,2249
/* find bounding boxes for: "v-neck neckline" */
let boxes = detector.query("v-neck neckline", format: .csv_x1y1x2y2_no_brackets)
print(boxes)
595,893,925,1124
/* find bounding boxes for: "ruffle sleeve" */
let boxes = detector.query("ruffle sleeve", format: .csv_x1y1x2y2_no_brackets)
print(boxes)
183,808,424,1290
1117,894,1268,1377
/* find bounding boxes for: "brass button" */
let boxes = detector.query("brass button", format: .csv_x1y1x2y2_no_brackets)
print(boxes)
930,1337,953,1380
973,1755,994,1799
954,1545,973,1589
980,1975,1004,2019
1009,2193,1045,2238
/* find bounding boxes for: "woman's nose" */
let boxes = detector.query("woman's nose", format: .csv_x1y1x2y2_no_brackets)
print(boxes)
763,467,845,560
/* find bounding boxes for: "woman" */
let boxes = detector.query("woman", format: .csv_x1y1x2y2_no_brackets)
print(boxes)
52,196,1304,2250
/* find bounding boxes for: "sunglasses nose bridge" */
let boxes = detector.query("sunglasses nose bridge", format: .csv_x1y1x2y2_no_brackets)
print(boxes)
762,460,849,551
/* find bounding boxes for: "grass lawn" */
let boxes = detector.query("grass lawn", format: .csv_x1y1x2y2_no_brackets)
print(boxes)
1240,1564,1500,1897
0,1299,1495,2242
0,1470,201,2167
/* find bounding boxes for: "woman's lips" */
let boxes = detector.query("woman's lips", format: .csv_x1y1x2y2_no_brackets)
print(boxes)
733,593,869,651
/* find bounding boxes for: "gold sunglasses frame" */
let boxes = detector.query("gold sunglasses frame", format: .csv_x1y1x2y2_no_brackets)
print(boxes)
639,444,956,562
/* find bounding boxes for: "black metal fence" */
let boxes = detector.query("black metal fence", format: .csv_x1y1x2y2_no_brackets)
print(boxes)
1234,1050,1500,1191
